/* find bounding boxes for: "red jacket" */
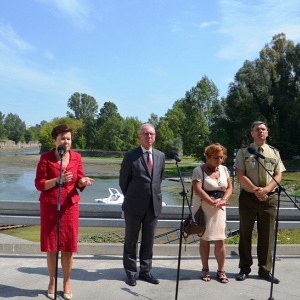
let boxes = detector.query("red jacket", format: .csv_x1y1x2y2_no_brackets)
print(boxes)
35,149,85,205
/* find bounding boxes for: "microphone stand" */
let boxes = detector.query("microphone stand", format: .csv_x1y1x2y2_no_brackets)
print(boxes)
174,157,194,300
253,155,300,300
54,153,64,300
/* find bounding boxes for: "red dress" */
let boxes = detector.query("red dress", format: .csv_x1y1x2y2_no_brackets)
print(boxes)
35,149,85,252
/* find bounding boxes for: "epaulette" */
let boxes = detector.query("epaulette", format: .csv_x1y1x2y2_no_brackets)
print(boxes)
268,145,278,151
237,146,249,160
268,144,280,155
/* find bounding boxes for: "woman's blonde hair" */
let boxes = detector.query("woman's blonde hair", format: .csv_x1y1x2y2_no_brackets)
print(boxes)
204,143,227,162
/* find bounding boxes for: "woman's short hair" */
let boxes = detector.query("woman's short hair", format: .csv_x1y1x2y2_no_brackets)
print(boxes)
204,143,227,162
51,124,73,139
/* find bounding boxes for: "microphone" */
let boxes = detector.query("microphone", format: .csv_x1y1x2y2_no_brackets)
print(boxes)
248,146,265,159
171,151,181,162
57,144,66,157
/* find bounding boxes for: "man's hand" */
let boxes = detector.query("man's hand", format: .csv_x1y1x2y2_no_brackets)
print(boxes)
253,187,268,201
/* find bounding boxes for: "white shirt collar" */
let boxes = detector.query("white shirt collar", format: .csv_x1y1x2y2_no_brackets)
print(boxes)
141,146,152,154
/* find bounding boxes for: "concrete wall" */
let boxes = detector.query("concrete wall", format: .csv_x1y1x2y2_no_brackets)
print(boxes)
0,140,40,149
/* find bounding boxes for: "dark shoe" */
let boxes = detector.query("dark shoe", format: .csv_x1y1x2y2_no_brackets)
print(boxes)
236,270,250,281
139,273,160,284
258,273,280,284
126,275,136,286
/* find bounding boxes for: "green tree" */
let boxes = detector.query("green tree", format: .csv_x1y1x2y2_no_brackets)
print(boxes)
179,76,218,157
24,129,34,143
120,117,141,151
95,115,124,151
82,116,98,149
97,101,120,126
67,92,99,121
148,113,159,128
259,33,300,158
164,100,185,138
0,112,6,139
24,126,41,142
225,33,300,158
225,62,263,147
4,113,26,143
155,118,175,155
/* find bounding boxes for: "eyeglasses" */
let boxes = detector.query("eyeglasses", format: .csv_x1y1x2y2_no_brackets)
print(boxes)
141,132,156,136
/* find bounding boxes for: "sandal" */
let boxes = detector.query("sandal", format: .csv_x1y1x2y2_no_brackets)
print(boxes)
217,270,229,284
201,269,211,282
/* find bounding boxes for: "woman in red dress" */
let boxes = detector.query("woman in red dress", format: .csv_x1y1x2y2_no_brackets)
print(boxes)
35,124,94,300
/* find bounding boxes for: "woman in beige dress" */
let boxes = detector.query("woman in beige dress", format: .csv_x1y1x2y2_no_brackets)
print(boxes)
192,143,232,283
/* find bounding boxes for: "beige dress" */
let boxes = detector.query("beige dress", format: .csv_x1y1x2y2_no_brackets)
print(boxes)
191,164,229,241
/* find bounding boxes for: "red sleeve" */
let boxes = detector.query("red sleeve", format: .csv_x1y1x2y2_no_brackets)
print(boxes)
35,153,49,191
74,152,86,192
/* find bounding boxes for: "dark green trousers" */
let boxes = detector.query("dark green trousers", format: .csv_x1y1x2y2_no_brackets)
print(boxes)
238,189,277,275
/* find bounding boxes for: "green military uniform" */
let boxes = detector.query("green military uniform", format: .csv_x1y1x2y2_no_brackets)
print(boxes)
234,143,286,276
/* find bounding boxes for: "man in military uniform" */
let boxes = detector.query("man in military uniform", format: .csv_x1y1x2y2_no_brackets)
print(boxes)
234,121,286,284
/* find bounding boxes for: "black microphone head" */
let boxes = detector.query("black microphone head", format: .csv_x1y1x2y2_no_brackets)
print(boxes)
247,146,265,159
247,146,256,155
57,144,66,157
170,150,177,157
170,151,181,162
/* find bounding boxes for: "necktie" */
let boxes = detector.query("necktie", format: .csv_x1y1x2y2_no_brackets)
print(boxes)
258,147,267,187
146,151,153,175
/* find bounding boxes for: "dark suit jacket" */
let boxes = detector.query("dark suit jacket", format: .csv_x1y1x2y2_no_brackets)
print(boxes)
35,149,85,205
119,146,165,217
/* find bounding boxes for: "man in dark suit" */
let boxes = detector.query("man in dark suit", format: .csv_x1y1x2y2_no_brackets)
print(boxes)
119,123,165,287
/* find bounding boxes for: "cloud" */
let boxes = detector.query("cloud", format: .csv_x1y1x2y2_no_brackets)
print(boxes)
216,0,300,60
199,21,218,29
0,22,35,52
44,50,55,61
36,0,94,30
0,23,89,101
170,23,183,32
0,52,88,97
168,19,183,32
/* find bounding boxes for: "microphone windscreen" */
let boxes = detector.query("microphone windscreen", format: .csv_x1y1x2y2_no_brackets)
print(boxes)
57,144,66,156
247,146,256,154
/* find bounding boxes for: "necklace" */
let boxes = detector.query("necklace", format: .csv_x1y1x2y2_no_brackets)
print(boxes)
207,165,219,173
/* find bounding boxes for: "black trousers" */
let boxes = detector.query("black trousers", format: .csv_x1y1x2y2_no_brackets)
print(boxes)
123,202,158,276
238,189,276,275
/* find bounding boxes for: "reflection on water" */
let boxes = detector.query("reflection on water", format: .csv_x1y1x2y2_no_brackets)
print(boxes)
0,150,183,204
0,171,179,204
0,172,37,200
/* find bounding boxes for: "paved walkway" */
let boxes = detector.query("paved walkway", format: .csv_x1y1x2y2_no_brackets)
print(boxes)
0,233,299,300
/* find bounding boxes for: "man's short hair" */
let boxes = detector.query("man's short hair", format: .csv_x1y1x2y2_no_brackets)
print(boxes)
251,121,268,131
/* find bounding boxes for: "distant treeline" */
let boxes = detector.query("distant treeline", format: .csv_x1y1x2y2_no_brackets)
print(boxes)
1,33,300,162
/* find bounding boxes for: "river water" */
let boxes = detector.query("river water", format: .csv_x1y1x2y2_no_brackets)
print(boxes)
0,150,181,205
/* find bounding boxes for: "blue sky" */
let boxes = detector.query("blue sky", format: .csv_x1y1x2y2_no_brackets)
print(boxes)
1,0,300,126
